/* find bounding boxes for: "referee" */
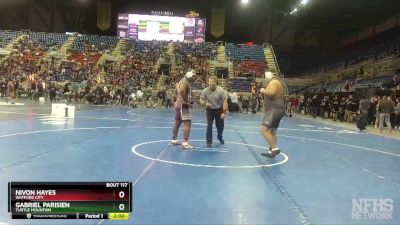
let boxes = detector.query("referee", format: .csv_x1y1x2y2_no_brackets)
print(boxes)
200,76,228,148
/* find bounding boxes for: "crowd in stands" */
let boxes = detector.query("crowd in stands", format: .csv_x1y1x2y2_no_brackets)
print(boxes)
284,93,400,132
233,60,266,78
73,34,119,53
167,42,217,89
0,31,134,105
30,32,68,51
295,73,400,95
1,29,399,135
0,30,22,48
302,32,400,77
226,43,268,78
0,30,224,107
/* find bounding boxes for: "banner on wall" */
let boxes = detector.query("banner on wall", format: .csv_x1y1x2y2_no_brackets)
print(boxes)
97,0,111,31
211,8,225,38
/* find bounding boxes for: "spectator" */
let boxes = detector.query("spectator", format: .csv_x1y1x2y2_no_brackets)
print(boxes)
298,95,306,115
229,92,239,113
394,70,400,90
345,95,358,123
378,96,394,133
7,79,15,104
358,95,370,130
238,94,243,113
394,97,400,130
147,98,155,108
389,96,397,130
256,93,263,112
368,96,377,125
329,96,338,121
251,96,257,113
285,96,292,116
49,82,57,102
242,96,249,114
291,95,299,116
310,95,319,119
374,96,381,128
0,78,7,100
166,89,174,109
157,89,166,108
321,96,330,119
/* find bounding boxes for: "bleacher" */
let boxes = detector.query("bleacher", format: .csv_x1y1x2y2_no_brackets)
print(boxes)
173,42,213,84
175,42,196,57
73,35,119,52
307,82,326,93
348,35,400,63
304,75,394,94
29,32,68,51
303,34,400,78
226,43,265,61
0,30,22,48
225,43,267,78
202,43,218,58
68,52,102,66
1,29,285,98
125,40,167,60
353,76,393,89
127,40,167,52
328,80,354,92
229,78,252,92
234,60,266,77
2,28,398,101
175,42,217,58
293,30,400,95
191,82,205,90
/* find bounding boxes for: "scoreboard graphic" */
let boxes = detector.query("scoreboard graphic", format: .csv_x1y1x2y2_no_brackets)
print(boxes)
8,182,132,220
118,13,206,43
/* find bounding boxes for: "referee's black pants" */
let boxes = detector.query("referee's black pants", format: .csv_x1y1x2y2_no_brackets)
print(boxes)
206,108,224,144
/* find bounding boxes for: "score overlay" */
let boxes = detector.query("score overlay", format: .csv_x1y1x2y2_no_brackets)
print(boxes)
8,182,132,220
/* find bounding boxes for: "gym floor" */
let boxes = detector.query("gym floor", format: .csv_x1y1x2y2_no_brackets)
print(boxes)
0,102,399,225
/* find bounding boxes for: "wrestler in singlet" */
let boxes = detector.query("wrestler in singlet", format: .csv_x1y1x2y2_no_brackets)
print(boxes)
262,79,285,129
174,77,191,121
260,71,285,158
171,70,196,149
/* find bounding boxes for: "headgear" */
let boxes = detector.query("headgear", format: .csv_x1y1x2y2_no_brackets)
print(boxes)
185,70,196,79
265,71,276,80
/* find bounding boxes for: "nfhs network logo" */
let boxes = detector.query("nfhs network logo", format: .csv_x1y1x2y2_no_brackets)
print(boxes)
352,198,393,220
